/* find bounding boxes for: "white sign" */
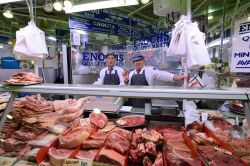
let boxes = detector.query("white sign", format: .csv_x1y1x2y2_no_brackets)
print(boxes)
231,19,250,73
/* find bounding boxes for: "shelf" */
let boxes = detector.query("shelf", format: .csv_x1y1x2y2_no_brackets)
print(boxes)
0,84,249,100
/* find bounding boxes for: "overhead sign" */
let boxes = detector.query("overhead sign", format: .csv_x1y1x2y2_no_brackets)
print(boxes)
231,19,250,73
69,15,150,39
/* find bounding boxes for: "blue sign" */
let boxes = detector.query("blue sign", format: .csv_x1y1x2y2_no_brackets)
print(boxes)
77,9,157,34
69,15,150,39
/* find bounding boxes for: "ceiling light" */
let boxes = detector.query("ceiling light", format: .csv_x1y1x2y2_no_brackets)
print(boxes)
48,36,57,41
117,0,126,5
208,15,213,20
63,0,73,11
65,0,138,13
53,0,63,11
140,0,150,4
208,9,214,13
0,0,24,4
3,5,13,18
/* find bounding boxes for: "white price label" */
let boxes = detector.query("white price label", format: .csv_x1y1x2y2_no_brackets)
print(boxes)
116,119,126,126
80,118,90,126
63,159,80,166
100,124,115,133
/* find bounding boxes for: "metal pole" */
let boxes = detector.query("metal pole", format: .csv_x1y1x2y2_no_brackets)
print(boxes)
217,0,227,88
128,1,153,16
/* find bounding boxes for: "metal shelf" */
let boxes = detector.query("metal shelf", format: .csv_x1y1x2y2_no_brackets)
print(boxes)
0,84,249,100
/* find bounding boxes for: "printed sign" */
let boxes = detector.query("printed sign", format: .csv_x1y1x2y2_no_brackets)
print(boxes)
231,19,250,72
81,52,124,67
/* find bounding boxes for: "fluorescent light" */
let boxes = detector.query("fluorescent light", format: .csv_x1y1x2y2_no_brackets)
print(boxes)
208,15,213,20
65,0,139,13
74,29,87,35
48,36,57,41
0,0,24,4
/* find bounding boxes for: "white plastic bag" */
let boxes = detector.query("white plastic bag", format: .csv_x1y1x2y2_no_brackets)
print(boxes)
14,21,48,60
184,101,200,127
186,22,211,69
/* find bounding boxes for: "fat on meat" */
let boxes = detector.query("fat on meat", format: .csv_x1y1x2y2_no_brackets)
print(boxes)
75,149,99,160
49,147,73,166
64,97,88,114
59,126,92,149
105,133,130,155
89,111,108,128
59,108,84,122
53,99,77,112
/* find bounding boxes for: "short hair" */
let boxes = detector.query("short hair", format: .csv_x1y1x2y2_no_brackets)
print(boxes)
105,54,115,59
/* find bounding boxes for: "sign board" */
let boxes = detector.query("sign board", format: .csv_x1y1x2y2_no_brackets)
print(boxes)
63,158,110,166
231,19,250,72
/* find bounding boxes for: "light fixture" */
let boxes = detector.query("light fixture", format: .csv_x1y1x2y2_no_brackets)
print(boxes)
208,15,213,20
48,36,57,41
53,0,63,11
140,0,150,4
63,0,73,11
0,0,24,5
248,13,250,20
3,5,13,18
117,0,126,5
65,0,138,13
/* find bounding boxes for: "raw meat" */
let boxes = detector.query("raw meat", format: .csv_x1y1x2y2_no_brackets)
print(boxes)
59,126,92,148
4,72,43,84
152,152,163,166
186,121,203,132
75,149,99,160
145,141,157,156
167,140,190,152
64,97,88,114
59,109,84,122
3,138,26,152
53,99,77,112
142,130,163,143
99,121,115,133
82,139,104,149
12,130,37,141
116,115,145,127
89,111,108,128
28,133,57,147
90,131,110,141
105,132,130,155
96,148,126,166
143,156,153,166
24,148,40,161
111,127,132,141
49,147,73,166
198,145,244,166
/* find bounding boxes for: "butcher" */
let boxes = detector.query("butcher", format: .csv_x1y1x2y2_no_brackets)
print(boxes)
123,54,187,108
94,53,125,85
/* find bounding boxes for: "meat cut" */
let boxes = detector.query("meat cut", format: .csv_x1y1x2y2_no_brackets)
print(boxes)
59,126,92,149
89,110,108,128
82,139,104,149
75,149,99,161
96,148,126,166
105,132,130,155
53,99,77,112
4,72,43,84
110,127,132,141
49,147,73,166
116,115,146,127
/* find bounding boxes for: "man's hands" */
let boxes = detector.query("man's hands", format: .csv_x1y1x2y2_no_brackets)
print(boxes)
173,75,188,81
122,69,129,84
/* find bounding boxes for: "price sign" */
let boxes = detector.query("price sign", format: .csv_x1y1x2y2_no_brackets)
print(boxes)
231,19,250,72
63,159,80,166
80,118,90,126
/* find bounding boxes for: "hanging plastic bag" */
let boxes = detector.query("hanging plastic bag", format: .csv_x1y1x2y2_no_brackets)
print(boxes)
14,21,48,60
186,22,211,69
184,101,200,127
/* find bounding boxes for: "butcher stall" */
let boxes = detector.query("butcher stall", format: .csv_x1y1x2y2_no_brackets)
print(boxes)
0,84,250,166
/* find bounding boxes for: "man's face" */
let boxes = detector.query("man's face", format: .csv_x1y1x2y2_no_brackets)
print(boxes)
106,55,115,67
133,59,145,70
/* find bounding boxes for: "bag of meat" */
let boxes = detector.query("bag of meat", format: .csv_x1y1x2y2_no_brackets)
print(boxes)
89,108,108,128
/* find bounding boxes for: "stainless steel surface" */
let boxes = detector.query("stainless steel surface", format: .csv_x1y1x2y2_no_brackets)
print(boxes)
0,92,17,132
0,84,249,100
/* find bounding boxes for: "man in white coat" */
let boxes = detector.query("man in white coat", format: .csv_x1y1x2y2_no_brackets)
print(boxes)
123,54,186,108
94,54,125,85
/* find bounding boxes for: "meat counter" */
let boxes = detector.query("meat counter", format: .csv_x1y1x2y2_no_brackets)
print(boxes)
0,84,250,132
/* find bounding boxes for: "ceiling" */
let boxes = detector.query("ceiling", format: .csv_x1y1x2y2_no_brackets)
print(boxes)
0,0,249,41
